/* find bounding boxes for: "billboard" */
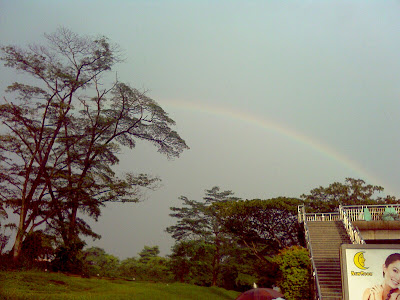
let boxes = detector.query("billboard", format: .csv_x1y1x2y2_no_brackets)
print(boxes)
341,244,400,300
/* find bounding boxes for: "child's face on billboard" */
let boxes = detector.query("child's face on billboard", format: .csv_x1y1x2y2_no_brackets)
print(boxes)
383,260,400,289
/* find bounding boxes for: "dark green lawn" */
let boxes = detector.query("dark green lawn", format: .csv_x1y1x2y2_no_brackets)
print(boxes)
0,271,240,300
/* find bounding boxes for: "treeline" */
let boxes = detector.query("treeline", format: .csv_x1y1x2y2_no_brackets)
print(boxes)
0,178,398,300
164,179,398,299
82,245,171,281
166,188,304,288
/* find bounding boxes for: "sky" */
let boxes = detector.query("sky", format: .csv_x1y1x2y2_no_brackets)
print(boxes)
1,0,400,259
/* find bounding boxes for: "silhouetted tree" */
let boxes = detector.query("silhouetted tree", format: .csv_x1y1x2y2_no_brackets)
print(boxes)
0,28,188,262
215,197,303,263
167,187,239,286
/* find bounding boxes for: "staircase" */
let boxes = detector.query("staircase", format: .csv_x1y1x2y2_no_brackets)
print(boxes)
307,221,351,300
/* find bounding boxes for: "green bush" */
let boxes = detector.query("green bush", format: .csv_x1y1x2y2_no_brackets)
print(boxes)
272,246,311,300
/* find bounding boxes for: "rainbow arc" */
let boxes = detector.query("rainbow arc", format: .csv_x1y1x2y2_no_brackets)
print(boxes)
163,99,392,195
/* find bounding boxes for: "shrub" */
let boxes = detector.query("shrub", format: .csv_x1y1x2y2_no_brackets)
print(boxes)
272,246,311,300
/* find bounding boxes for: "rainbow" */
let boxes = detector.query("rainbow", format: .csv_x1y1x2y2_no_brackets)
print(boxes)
163,99,394,195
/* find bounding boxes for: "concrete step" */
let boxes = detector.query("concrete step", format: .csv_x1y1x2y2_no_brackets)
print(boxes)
321,289,342,292
320,288,342,292
306,220,350,299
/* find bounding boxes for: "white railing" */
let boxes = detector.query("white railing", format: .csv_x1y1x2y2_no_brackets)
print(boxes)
304,212,340,222
297,204,400,244
341,204,400,221
339,205,365,244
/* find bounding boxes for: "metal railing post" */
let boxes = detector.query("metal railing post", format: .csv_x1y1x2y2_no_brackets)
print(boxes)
339,205,365,244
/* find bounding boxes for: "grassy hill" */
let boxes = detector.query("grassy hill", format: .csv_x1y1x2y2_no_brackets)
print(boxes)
0,271,240,300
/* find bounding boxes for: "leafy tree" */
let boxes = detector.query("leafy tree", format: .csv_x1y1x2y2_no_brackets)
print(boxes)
119,245,171,282
301,178,397,212
168,240,269,290
218,245,279,291
166,187,239,286
118,257,138,278
168,240,215,285
82,247,119,277
216,197,303,263
138,245,160,264
139,255,171,282
272,246,311,300
0,28,188,262
167,190,299,289
167,241,193,283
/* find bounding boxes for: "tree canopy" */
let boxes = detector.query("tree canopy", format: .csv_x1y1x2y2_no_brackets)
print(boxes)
301,177,398,212
119,245,171,282
215,197,303,262
272,246,311,300
166,188,305,289
166,187,239,286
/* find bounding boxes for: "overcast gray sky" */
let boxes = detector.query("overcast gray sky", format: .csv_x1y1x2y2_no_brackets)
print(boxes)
1,1,400,258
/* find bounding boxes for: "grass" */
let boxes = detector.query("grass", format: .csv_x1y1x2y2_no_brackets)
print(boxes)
0,271,240,300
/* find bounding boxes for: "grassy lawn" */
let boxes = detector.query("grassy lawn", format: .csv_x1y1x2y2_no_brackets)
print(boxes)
0,271,240,300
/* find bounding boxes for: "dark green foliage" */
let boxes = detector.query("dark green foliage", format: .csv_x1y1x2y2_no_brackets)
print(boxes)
167,187,239,286
167,187,239,242
19,230,55,269
215,197,303,290
272,246,312,300
167,191,308,291
51,240,85,274
168,240,215,285
119,245,172,282
81,247,119,277
216,197,303,259
138,245,160,263
218,246,279,291
301,178,397,212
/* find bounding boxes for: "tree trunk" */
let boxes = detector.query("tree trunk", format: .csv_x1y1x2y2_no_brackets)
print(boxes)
13,211,26,261
211,238,220,286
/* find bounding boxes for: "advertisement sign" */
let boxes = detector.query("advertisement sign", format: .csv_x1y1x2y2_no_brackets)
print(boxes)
341,244,400,300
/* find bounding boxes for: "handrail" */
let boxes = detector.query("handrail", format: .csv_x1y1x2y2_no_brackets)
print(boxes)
304,222,322,300
299,205,322,300
341,204,400,222
298,204,400,223
297,203,400,244
342,204,400,208
304,212,340,222
339,205,366,244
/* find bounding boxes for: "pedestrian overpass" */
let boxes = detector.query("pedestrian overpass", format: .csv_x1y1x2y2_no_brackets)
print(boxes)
298,204,400,300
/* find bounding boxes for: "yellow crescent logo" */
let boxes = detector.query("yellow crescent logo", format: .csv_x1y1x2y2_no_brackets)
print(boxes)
354,251,368,270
